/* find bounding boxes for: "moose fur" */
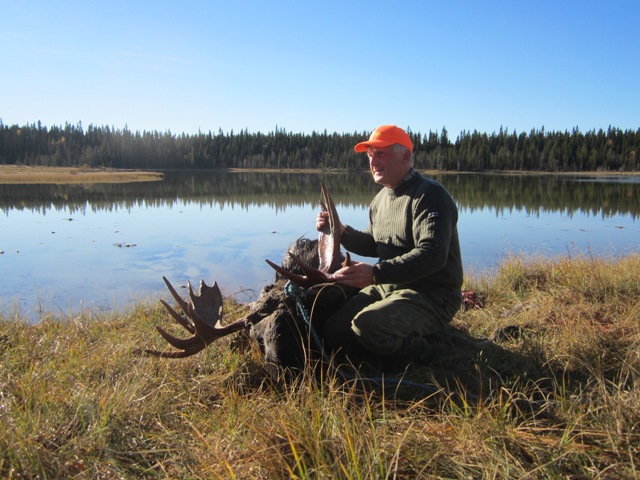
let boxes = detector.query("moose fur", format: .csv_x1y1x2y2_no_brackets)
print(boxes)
248,238,353,379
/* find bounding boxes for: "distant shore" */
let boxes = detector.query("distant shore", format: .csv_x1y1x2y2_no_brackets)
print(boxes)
0,165,164,184
1,165,637,185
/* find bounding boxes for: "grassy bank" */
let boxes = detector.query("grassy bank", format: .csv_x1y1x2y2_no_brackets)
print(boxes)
1,254,639,478
0,165,164,184
3,165,637,185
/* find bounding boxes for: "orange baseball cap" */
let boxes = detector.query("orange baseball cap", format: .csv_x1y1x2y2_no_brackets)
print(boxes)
354,125,413,153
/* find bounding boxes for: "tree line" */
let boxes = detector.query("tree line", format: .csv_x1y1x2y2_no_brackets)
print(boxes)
1,120,638,172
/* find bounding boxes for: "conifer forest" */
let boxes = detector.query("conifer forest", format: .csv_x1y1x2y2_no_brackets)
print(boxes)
1,121,638,172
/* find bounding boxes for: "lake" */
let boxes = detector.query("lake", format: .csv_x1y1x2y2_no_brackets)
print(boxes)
1,171,639,321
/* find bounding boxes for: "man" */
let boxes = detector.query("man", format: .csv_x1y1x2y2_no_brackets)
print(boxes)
319,125,463,365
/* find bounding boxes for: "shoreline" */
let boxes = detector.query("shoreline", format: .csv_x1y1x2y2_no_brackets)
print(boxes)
159,167,640,177
1,165,638,185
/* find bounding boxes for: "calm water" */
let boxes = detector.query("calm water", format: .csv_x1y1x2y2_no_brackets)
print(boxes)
1,171,639,321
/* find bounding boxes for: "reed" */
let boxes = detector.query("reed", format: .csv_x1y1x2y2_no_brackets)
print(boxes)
1,254,638,478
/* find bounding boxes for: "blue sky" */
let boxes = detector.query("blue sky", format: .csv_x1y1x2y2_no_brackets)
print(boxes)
1,0,638,138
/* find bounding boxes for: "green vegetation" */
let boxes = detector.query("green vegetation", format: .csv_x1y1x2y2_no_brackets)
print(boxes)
1,121,639,172
1,254,639,478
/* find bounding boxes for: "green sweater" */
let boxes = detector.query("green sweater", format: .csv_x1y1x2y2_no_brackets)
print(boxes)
341,169,463,303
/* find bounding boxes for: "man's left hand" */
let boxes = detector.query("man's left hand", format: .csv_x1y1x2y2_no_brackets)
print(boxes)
329,262,374,288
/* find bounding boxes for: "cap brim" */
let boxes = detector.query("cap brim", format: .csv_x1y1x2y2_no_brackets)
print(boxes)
353,140,395,152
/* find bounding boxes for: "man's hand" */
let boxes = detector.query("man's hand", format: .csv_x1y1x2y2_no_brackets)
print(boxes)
316,211,329,232
329,261,374,289
316,211,346,234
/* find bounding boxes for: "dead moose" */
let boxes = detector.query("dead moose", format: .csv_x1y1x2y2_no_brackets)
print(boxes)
145,184,356,380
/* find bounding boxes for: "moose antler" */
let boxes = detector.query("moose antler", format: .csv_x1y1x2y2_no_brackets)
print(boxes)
265,183,348,288
146,276,249,358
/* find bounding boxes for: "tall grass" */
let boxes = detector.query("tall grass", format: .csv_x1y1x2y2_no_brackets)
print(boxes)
1,254,639,478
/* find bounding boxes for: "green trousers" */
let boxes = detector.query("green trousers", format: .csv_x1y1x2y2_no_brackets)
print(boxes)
321,284,461,356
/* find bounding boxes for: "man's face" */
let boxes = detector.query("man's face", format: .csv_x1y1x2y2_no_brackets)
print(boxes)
367,145,411,188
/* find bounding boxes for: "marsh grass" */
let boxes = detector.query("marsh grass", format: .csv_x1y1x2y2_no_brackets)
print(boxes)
0,165,163,184
1,254,639,478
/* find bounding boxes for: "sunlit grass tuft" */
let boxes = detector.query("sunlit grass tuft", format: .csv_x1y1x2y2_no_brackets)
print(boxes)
1,253,639,478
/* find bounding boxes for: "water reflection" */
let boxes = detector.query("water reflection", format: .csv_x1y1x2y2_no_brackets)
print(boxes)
1,171,639,321
2,171,639,218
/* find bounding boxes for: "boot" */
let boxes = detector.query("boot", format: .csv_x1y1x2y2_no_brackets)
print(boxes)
404,336,436,366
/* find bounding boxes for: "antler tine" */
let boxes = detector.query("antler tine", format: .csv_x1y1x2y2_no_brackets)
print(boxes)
287,252,332,282
154,324,205,350
159,299,196,334
265,254,332,289
320,183,338,228
342,251,351,267
145,334,207,358
264,258,317,288
147,276,249,358
162,276,193,320
145,323,207,357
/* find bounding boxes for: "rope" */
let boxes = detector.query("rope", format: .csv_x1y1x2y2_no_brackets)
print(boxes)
284,281,442,396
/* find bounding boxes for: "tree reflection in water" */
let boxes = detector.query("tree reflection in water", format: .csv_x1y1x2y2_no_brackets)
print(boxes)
1,171,639,320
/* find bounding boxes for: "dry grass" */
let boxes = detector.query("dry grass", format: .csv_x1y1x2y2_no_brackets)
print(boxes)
1,254,639,478
0,165,164,184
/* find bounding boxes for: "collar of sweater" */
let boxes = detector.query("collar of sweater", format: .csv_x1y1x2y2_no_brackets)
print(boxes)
390,168,420,195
